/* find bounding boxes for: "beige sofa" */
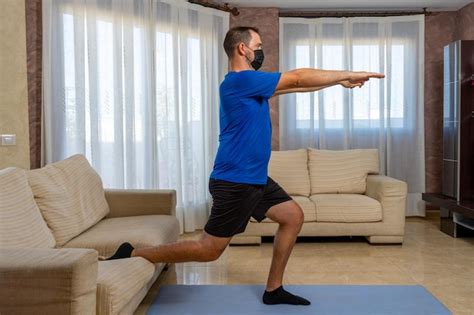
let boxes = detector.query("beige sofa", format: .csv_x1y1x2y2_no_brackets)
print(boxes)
0,155,180,315
231,148,408,245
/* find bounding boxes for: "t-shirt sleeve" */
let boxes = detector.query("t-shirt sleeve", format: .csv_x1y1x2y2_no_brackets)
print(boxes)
236,71,282,99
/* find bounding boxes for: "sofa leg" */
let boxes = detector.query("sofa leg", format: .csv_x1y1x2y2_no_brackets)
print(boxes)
365,235,404,245
230,235,262,245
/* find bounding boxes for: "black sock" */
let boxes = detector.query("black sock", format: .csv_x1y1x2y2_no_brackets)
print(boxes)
262,285,311,305
106,242,135,260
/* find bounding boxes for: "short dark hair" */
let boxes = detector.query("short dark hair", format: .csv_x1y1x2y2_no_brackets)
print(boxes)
223,26,260,58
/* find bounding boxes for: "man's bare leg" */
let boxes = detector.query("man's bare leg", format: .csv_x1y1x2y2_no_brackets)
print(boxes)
261,200,310,305
131,231,231,263
107,231,231,263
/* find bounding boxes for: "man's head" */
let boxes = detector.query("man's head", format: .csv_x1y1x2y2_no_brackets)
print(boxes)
223,26,264,70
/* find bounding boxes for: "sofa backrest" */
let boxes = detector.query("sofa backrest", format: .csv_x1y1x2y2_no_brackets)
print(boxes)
27,154,110,246
268,149,311,196
0,168,56,248
308,148,379,194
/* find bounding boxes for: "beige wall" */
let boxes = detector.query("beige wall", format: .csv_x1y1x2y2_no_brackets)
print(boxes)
0,0,30,169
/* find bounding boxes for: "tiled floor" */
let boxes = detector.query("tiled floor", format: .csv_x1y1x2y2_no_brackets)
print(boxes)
135,213,474,315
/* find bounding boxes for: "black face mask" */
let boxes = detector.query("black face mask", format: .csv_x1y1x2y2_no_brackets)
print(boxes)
246,46,264,70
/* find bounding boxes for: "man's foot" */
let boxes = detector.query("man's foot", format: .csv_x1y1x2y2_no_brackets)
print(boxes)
106,242,135,260
262,285,311,305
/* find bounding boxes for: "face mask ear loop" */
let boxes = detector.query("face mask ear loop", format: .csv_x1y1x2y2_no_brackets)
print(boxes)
243,45,254,68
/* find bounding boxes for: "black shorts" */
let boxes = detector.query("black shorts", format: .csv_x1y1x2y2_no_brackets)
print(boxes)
204,176,293,238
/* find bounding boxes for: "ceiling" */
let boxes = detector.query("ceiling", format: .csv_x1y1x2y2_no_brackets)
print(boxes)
212,0,473,11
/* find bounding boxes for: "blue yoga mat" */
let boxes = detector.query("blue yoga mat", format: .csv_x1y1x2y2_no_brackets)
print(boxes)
147,284,451,315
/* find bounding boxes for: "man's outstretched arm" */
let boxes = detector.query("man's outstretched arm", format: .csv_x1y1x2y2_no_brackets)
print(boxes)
273,68,385,96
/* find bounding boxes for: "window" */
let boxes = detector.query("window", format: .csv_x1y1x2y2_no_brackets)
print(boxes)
281,18,422,132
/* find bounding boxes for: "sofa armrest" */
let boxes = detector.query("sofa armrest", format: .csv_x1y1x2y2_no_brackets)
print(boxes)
104,189,176,218
365,175,408,234
0,248,98,315
366,175,407,200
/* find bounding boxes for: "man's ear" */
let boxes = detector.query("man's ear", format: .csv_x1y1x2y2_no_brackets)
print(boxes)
236,42,246,56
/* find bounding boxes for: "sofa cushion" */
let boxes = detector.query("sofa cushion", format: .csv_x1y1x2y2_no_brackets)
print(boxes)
310,194,382,223
27,155,110,246
250,196,316,223
96,258,154,315
308,148,379,194
268,149,310,196
64,215,180,257
0,168,56,248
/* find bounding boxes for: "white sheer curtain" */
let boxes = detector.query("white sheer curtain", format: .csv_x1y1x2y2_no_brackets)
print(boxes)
279,16,425,216
42,0,229,233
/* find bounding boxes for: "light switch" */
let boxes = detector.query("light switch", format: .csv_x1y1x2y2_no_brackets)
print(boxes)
1,134,16,146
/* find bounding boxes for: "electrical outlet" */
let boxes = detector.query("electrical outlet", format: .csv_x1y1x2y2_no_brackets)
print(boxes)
1,134,16,146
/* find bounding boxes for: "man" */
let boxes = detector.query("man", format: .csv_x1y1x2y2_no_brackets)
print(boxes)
107,26,384,306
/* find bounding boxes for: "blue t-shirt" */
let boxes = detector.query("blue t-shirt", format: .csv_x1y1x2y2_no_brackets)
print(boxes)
210,70,282,185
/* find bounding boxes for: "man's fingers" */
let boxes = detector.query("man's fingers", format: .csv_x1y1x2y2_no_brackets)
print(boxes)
368,72,385,78
350,71,385,83
347,72,381,88
354,78,369,84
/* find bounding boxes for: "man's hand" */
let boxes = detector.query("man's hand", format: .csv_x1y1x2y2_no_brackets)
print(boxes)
339,72,385,89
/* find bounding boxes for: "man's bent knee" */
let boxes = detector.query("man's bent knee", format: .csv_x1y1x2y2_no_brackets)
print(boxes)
197,233,230,262
197,242,225,262
283,204,304,227
295,206,304,226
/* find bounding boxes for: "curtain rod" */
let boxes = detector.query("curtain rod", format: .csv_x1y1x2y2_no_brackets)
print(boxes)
279,8,435,18
188,1,240,16
187,1,435,18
